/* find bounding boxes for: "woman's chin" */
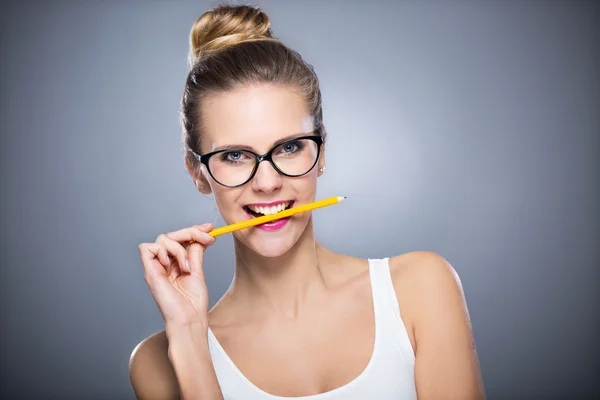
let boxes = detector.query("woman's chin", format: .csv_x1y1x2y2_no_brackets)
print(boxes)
233,215,309,258
248,237,295,258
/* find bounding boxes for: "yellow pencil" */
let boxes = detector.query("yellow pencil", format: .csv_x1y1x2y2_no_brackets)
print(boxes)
190,196,346,240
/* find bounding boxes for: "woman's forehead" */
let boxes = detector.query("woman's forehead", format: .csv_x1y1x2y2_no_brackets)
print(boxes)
201,84,313,152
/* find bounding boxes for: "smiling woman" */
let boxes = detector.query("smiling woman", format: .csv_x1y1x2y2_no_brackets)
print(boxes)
130,4,485,400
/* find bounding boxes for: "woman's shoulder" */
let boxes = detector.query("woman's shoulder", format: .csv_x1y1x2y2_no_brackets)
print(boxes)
388,251,468,346
129,330,180,400
389,251,459,285
332,250,458,288
388,251,463,308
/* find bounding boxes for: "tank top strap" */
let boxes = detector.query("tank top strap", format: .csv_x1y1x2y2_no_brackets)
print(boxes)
367,258,415,362
368,257,401,318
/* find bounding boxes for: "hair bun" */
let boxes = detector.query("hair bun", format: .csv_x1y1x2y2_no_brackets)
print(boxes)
189,4,274,65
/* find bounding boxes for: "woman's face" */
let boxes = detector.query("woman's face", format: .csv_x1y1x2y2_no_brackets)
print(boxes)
196,83,325,257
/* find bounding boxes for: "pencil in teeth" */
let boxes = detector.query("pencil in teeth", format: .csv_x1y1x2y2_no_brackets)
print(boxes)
206,196,346,237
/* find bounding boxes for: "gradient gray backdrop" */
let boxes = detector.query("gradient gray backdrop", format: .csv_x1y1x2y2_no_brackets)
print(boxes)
1,0,598,399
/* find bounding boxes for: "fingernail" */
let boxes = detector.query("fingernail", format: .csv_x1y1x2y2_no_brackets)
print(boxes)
185,259,190,272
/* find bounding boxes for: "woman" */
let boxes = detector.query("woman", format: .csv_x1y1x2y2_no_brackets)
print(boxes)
130,4,485,400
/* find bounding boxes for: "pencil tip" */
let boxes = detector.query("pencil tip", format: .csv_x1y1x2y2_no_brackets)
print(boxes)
337,196,346,201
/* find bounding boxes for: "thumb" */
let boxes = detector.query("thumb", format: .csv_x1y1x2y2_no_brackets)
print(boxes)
187,240,212,279
187,223,215,278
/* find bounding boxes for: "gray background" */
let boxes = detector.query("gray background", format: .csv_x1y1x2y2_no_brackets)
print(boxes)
1,0,598,398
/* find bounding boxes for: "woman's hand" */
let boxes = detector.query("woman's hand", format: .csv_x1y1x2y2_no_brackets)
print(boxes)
138,223,216,328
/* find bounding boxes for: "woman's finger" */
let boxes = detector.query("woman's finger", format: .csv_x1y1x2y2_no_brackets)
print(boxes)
161,235,190,273
156,234,188,273
186,241,210,278
138,243,183,315
167,223,215,246
139,243,168,282
154,234,172,267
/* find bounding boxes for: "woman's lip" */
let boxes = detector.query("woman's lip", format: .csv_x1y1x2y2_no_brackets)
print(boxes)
240,208,291,231
255,217,290,231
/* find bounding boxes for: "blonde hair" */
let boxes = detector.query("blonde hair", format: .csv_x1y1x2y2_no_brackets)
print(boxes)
180,4,325,166
189,4,277,65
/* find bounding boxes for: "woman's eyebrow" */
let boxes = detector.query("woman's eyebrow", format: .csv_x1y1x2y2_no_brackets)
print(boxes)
213,132,312,152
213,143,255,152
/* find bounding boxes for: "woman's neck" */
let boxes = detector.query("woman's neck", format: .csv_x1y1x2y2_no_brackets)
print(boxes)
227,219,331,322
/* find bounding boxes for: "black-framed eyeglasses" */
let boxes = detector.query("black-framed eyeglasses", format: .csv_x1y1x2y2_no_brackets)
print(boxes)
192,131,323,188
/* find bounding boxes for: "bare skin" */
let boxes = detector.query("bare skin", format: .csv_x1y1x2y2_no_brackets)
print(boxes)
129,84,485,399
130,248,484,399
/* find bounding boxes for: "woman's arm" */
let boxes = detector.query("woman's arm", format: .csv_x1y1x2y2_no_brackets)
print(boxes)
393,252,486,399
129,325,224,400
167,323,224,400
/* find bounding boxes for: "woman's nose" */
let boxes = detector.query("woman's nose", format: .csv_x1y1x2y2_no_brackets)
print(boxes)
251,160,282,193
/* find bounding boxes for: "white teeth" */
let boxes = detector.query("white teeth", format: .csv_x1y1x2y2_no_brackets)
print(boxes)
248,201,290,215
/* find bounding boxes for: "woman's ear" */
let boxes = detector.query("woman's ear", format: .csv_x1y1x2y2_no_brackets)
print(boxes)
186,157,212,194
317,146,326,177
317,124,327,177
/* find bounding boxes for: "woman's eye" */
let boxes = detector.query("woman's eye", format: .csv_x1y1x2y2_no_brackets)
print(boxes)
283,142,300,152
225,151,243,161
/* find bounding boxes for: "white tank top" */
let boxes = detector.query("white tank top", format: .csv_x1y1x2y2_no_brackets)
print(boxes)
207,258,417,399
